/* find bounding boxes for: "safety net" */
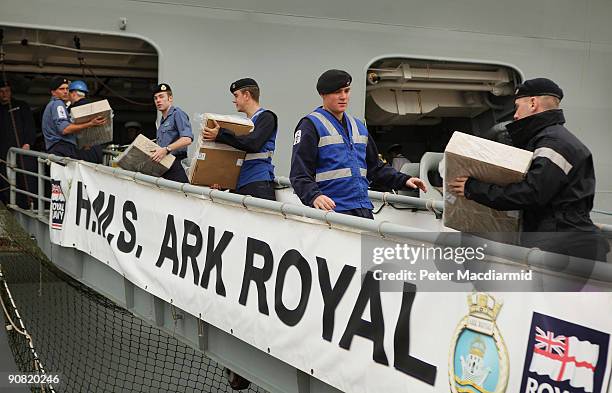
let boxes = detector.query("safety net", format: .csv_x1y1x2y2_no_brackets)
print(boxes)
0,204,267,393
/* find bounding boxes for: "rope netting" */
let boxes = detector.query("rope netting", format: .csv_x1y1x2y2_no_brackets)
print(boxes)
0,204,267,393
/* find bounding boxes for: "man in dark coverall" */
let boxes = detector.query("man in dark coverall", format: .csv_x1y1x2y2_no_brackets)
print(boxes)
0,80,37,208
449,78,609,262
67,80,104,163
290,69,426,219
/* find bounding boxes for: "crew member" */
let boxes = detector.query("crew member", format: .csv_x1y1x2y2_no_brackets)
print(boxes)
41,76,106,158
151,83,193,183
67,80,104,163
449,78,609,261
290,69,426,219
123,121,143,144
67,80,95,111
0,80,36,207
387,143,410,171
202,78,277,200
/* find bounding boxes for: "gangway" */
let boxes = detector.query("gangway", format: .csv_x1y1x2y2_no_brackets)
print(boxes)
3,147,612,393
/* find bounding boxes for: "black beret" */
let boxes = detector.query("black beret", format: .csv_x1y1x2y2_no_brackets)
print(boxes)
387,143,403,153
515,78,563,100
230,78,258,94
153,83,172,95
0,80,10,88
49,76,69,91
317,69,352,94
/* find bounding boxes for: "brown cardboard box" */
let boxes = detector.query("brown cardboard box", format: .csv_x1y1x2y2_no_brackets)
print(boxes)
115,134,175,177
70,99,113,148
203,113,253,136
443,131,533,237
188,141,245,189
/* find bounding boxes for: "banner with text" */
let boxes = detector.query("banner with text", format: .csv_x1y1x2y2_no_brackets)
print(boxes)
49,161,612,393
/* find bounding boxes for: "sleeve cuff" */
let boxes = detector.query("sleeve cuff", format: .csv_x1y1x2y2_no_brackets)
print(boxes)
397,173,410,189
219,127,234,136
464,177,476,199
308,192,323,207
58,121,71,133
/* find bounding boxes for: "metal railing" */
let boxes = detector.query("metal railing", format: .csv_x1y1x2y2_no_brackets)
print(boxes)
274,176,444,213
5,149,54,218
5,147,612,284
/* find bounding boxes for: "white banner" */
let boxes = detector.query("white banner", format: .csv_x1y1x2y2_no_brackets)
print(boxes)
50,161,612,393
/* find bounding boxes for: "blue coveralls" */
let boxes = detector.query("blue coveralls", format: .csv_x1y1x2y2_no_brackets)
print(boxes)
156,106,193,183
42,97,77,157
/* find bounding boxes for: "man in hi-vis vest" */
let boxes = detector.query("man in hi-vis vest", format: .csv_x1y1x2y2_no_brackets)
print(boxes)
290,69,426,219
203,78,278,200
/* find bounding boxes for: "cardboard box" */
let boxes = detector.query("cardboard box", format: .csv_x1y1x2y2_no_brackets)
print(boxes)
115,134,175,177
70,99,114,148
203,113,253,136
188,141,245,189
443,131,533,237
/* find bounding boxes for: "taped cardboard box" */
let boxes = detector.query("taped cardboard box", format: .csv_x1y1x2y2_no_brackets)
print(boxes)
115,134,175,177
70,99,114,148
188,141,245,190
443,131,533,238
202,113,253,136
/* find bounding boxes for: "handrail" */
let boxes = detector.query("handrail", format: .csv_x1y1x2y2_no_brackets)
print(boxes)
274,176,445,212
273,178,612,235
6,147,612,284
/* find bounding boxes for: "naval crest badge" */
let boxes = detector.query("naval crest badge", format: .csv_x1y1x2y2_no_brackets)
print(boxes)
449,292,509,393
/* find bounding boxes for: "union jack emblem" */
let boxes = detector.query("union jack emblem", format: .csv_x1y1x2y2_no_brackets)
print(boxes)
534,326,567,356
520,313,610,393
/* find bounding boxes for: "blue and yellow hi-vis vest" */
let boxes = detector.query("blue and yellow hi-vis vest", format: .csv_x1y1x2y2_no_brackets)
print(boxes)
306,108,372,212
237,108,277,188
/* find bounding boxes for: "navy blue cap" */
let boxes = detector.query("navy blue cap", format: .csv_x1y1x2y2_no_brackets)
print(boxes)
153,83,172,95
49,76,69,91
317,69,351,94
387,143,403,153
230,78,258,94
515,78,563,100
